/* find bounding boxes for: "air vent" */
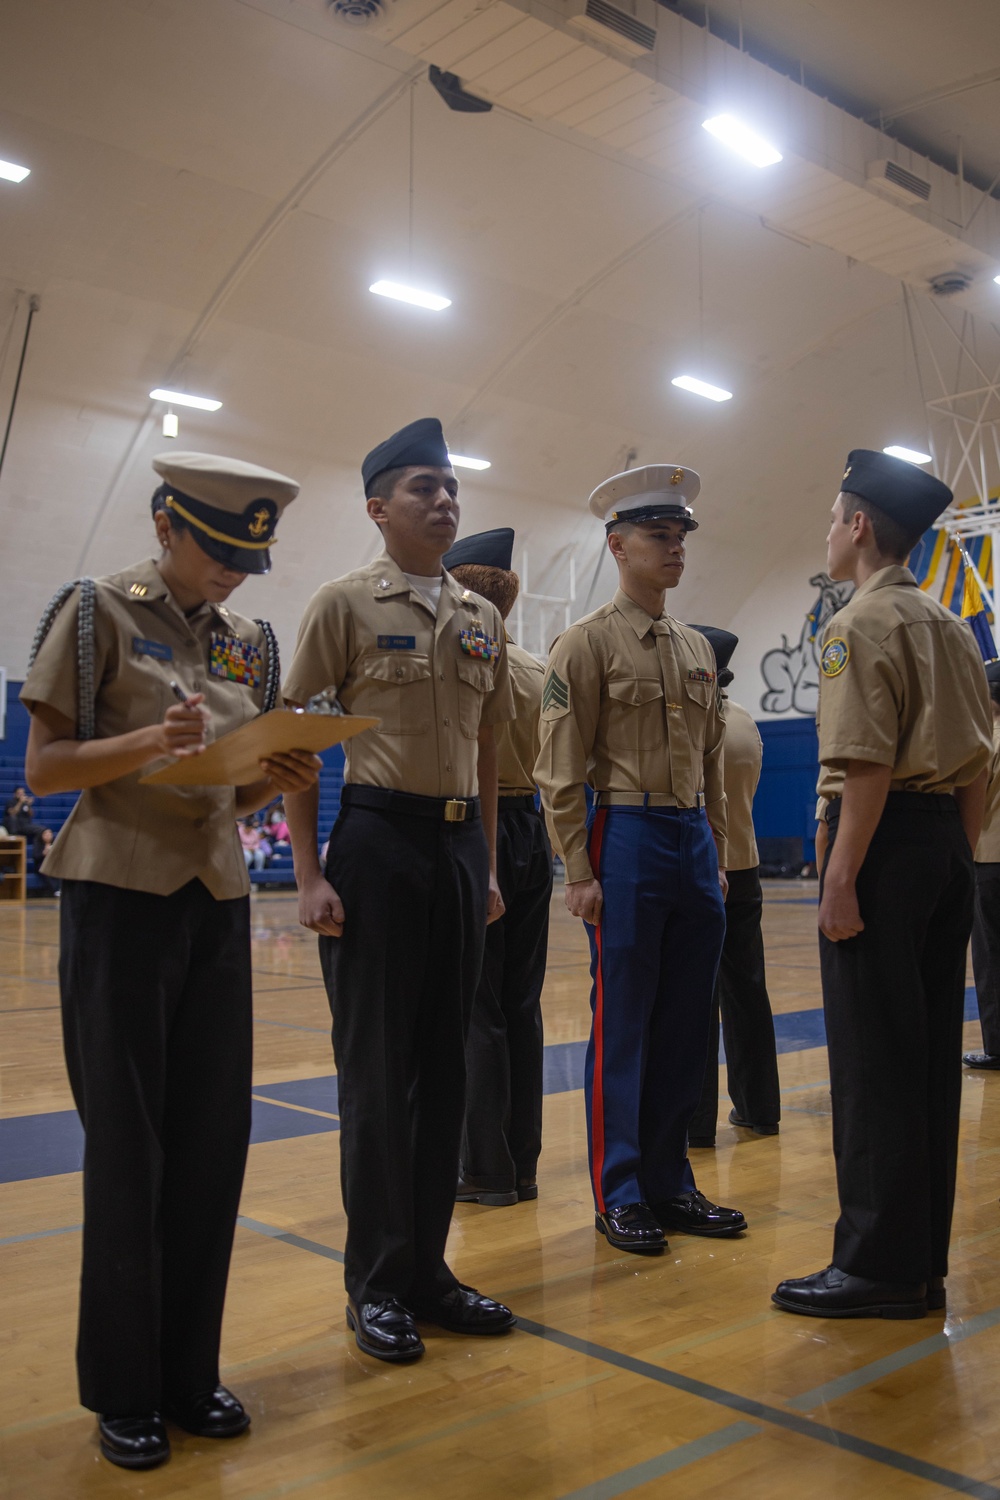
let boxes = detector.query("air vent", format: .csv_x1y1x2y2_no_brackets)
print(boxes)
865,159,932,204
928,270,973,296
567,0,657,54
326,0,387,24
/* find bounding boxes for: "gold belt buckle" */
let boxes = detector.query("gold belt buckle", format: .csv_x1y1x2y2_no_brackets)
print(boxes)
444,799,467,822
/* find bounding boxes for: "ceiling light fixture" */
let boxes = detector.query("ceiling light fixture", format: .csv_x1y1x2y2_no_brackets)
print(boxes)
701,114,782,168
369,280,452,311
449,454,491,471
162,411,179,439
149,388,222,411
0,159,30,183
882,445,932,465
994,273,1000,286
671,374,733,403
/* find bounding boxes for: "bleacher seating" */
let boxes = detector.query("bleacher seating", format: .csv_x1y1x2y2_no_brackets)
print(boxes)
0,743,347,895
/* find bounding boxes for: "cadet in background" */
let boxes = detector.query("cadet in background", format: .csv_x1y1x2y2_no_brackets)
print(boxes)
444,527,553,1207
964,658,1000,1070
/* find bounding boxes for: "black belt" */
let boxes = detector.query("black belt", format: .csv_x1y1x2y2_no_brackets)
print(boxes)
826,790,956,819
341,784,481,823
498,794,538,813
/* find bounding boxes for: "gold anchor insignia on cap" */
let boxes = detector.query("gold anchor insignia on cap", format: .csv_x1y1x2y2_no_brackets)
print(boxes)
247,506,271,539
129,583,148,597
843,465,852,482
670,469,684,486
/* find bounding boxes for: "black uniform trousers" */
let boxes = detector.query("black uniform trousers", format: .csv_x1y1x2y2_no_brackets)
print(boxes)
689,866,781,1141
971,862,1000,1054
460,798,553,1192
820,793,974,1284
319,789,489,1307
59,878,253,1414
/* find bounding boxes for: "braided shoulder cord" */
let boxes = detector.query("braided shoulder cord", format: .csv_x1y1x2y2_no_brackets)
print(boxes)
27,577,98,740
255,619,280,713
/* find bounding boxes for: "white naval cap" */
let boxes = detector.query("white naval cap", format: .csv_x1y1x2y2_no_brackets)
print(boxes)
588,464,701,533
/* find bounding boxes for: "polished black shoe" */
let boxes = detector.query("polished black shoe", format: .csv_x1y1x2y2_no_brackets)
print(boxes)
164,1385,250,1438
652,1190,747,1237
927,1275,946,1311
729,1108,779,1136
411,1284,516,1335
98,1414,170,1469
596,1202,666,1253
517,1178,539,1201
772,1265,926,1319
688,1134,716,1148
456,1175,518,1207
963,1052,1000,1069
346,1297,425,1362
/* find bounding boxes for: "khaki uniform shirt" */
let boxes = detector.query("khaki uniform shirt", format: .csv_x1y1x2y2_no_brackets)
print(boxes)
282,552,513,798
816,565,992,804
20,557,276,899
721,697,762,871
534,587,728,883
499,640,544,796
976,717,1000,862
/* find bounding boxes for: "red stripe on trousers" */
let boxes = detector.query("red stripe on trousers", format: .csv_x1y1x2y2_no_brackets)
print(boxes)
589,809,608,1215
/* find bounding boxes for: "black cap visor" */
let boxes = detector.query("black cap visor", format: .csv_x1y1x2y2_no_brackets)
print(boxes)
191,530,272,575
605,505,697,534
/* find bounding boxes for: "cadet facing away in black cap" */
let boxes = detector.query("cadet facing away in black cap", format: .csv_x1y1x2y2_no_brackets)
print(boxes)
282,419,517,1364
773,449,992,1321
20,452,322,1470
443,529,554,1207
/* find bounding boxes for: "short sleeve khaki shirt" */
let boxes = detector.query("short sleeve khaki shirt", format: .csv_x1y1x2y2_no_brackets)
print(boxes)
534,587,728,882
498,641,544,795
721,698,762,871
20,557,277,898
976,718,1000,862
816,565,992,802
282,552,514,798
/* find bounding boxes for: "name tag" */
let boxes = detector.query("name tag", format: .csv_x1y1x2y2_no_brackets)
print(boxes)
210,633,262,688
378,635,417,650
133,636,172,661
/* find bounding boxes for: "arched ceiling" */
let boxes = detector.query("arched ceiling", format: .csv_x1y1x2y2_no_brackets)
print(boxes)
0,0,998,671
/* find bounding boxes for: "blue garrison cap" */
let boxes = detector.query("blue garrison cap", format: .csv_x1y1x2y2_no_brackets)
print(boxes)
362,417,451,496
840,450,952,532
444,528,515,572
688,624,738,686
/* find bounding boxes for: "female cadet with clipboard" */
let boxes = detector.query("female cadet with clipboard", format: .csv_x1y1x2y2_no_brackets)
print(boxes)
20,452,322,1471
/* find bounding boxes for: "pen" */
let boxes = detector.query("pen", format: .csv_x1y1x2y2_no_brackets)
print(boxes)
169,680,191,705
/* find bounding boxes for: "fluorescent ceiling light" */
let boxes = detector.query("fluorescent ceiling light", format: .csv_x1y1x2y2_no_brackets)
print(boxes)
369,280,451,311
0,159,30,183
883,445,932,465
994,273,1000,286
702,114,782,167
671,374,733,403
449,454,491,471
149,388,222,411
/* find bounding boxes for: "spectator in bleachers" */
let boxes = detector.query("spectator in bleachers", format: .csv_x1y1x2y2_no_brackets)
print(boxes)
239,818,271,872
5,786,51,844
266,804,290,846
32,827,60,896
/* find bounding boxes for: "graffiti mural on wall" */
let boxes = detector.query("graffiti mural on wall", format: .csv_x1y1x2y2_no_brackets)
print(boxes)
759,573,854,716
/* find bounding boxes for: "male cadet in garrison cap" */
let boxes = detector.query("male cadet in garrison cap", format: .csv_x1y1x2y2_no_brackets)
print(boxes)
535,465,747,1254
281,418,517,1363
686,627,780,1148
964,660,1000,1070
443,528,553,1207
773,450,992,1321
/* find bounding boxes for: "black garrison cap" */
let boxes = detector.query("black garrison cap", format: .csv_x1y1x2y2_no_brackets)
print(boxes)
985,660,1000,686
840,450,952,532
362,417,451,496
689,624,739,687
443,527,515,572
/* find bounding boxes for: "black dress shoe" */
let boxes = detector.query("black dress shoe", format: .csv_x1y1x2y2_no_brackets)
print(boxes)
456,1175,518,1207
596,1202,666,1253
346,1297,425,1362
652,1190,747,1237
927,1275,946,1311
164,1386,250,1437
687,1135,716,1148
517,1178,538,1201
772,1265,926,1319
98,1414,170,1469
963,1052,1000,1069
729,1108,779,1136
411,1284,516,1335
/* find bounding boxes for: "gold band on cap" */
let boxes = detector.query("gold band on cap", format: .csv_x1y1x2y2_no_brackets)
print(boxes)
165,495,275,550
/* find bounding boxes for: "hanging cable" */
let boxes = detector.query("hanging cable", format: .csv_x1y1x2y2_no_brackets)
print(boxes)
0,293,40,486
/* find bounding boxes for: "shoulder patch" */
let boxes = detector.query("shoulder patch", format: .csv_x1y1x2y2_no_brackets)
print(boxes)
542,668,570,716
820,637,850,678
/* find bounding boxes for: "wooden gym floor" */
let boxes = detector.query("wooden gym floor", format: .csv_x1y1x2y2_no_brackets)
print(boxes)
3,884,1000,1499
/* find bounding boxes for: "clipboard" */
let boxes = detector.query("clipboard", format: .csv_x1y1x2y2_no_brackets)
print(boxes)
139,710,379,787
